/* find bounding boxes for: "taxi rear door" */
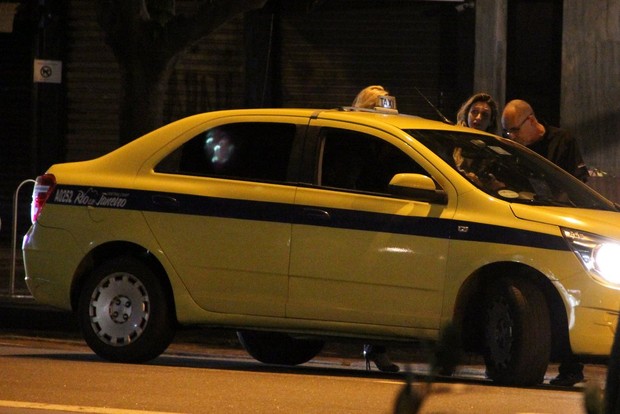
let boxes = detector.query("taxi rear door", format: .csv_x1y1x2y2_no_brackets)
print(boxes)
138,119,306,318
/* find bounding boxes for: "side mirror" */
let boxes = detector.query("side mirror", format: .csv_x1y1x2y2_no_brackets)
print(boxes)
388,173,447,204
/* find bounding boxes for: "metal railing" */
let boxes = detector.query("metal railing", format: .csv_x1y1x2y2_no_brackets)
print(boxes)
6,179,36,298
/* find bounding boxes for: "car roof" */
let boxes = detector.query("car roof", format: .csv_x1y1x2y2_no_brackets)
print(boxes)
314,108,472,132
118,107,479,152
171,107,479,134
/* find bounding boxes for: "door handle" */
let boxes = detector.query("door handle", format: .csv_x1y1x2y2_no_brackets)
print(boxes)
152,194,179,211
302,207,331,222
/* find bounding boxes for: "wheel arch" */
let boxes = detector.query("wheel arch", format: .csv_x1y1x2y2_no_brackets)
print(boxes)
453,261,569,361
69,241,177,323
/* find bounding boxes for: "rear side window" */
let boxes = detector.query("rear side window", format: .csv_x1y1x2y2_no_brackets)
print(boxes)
156,122,296,183
319,128,427,194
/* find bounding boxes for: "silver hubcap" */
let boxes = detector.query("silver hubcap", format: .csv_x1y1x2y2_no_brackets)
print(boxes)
89,273,150,346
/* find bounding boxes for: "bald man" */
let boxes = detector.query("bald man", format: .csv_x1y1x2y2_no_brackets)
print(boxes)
502,100,588,386
501,99,588,182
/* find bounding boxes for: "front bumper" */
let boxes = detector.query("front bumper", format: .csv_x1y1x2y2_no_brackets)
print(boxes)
571,305,618,356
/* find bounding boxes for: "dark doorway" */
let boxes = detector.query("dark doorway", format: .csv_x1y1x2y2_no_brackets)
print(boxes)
506,0,563,125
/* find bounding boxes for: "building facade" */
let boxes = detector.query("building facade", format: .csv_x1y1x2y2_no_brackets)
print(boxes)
0,0,618,243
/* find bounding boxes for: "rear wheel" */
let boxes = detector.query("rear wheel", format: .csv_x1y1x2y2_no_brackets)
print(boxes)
237,330,324,366
77,256,175,363
483,276,550,386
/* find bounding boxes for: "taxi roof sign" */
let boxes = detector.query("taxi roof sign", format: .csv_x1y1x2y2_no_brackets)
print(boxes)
375,95,397,113
341,94,398,114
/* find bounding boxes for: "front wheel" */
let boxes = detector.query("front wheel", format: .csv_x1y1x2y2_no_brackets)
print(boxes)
77,256,175,363
237,330,324,366
483,276,551,386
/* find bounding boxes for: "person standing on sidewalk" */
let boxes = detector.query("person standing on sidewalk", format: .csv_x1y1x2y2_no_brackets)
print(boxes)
351,85,400,373
502,99,587,386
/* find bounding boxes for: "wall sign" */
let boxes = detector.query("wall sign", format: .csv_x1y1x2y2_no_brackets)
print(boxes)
33,59,63,84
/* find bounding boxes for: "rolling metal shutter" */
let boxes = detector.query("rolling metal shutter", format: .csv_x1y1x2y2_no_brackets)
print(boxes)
278,1,465,120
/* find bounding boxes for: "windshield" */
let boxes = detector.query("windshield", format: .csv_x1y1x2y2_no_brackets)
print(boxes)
407,129,616,211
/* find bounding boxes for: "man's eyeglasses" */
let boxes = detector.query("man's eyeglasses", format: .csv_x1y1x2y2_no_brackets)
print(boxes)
503,113,533,137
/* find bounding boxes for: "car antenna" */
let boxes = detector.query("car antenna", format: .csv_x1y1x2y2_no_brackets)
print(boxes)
414,87,454,125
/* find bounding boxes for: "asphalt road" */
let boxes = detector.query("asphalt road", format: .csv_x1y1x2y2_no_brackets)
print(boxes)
0,337,592,414
0,294,610,382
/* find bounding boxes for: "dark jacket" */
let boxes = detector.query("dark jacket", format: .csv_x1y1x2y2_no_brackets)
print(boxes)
528,122,589,181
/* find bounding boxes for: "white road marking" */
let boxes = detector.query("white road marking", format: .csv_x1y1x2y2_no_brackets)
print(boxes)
0,400,185,414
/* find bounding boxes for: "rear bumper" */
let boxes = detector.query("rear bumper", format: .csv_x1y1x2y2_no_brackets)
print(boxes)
22,225,83,311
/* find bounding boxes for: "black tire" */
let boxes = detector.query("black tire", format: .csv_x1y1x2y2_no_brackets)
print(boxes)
237,330,324,366
483,276,550,386
77,256,175,363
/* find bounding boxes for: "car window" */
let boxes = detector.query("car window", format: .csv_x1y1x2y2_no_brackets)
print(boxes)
156,122,296,183
318,128,428,194
408,129,617,211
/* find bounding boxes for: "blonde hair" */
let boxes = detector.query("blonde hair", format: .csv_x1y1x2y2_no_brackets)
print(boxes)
352,85,389,109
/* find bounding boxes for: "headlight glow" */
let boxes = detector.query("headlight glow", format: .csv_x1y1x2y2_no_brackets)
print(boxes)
562,228,620,287
593,243,620,284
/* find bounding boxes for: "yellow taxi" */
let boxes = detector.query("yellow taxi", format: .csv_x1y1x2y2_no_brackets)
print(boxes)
22,101,620,386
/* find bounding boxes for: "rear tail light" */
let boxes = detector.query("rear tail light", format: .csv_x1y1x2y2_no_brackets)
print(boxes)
31,174,56,223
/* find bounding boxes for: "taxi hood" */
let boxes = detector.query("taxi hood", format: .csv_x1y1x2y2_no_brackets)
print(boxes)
510,203,620,239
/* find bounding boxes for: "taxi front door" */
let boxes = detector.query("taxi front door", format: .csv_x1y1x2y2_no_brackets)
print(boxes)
286,124,450,334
